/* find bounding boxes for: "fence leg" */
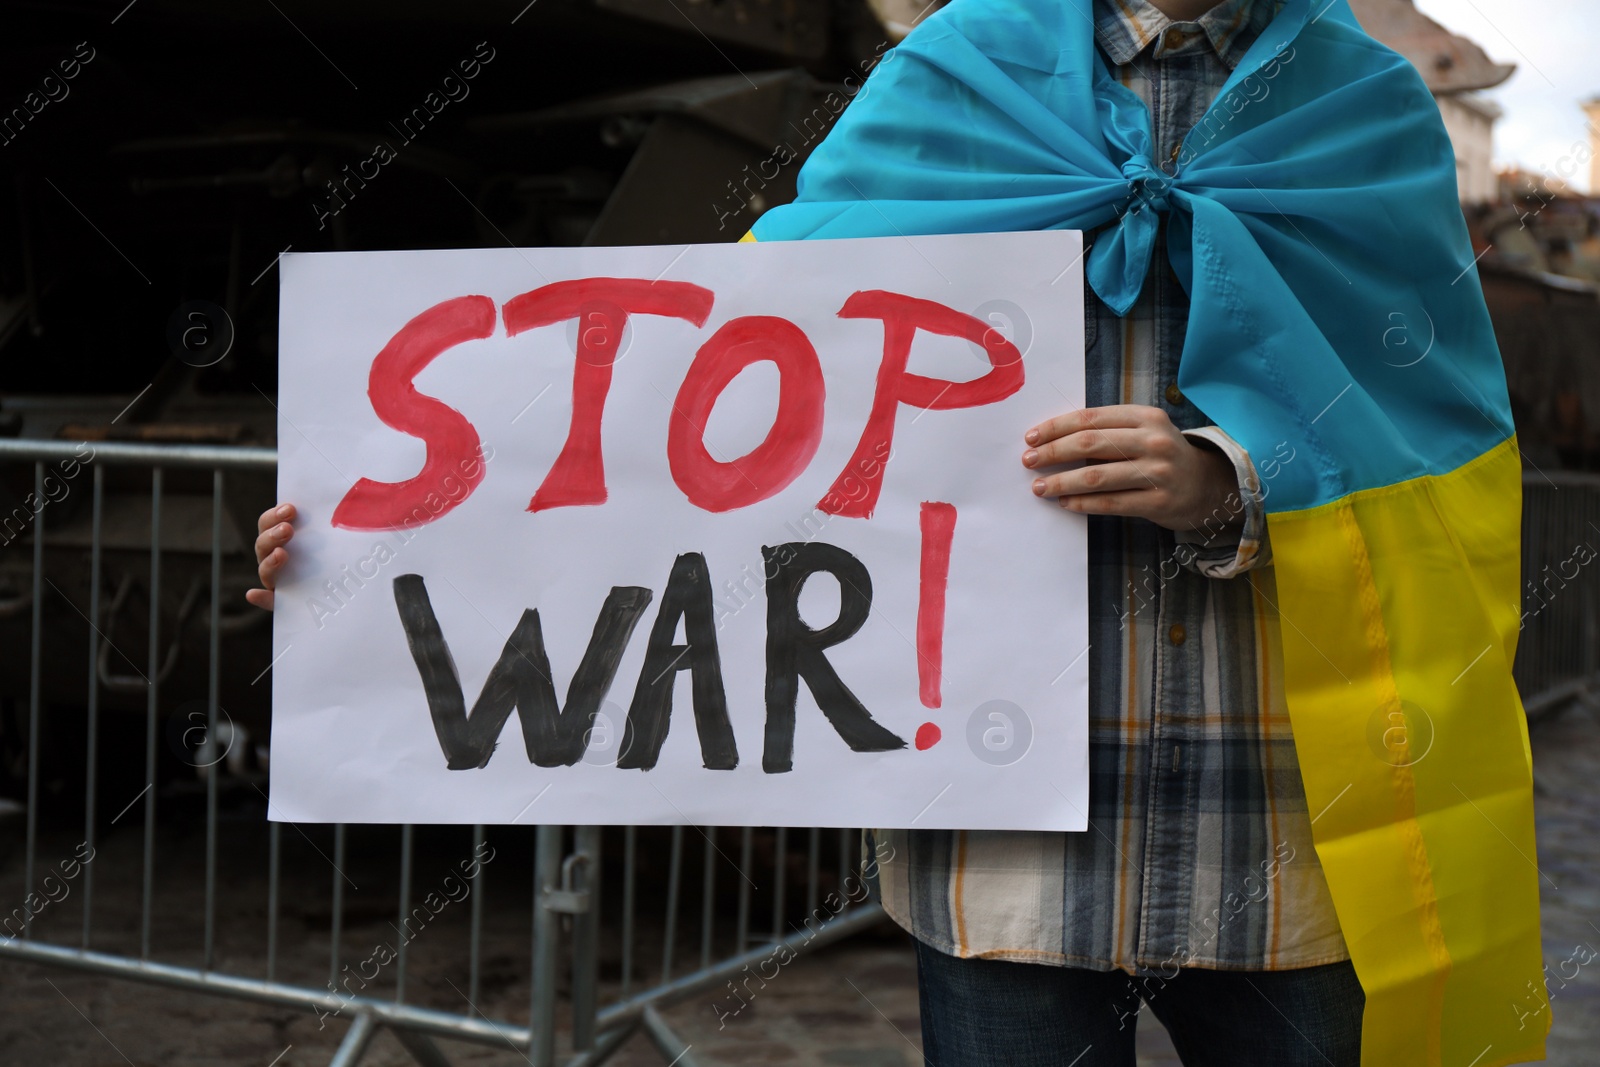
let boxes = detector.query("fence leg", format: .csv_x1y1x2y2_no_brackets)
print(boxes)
392,1027,454,1067
532,825,563,1067
571,825,601,1051
566,1021,641,1067
326,1013,378,1067
640,1005,704,1067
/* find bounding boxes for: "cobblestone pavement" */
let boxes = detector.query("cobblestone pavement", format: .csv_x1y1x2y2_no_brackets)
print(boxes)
636,933,1183,1066
1,699,1595,1066
1523,698,1600,1061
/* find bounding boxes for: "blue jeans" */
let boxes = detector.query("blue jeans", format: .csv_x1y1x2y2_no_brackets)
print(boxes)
914,939,1363,1067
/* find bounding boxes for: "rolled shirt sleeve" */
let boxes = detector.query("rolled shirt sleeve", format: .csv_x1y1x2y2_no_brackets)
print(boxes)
1175,426,1272,578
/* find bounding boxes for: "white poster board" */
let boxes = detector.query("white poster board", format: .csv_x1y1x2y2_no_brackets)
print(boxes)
271,230,1088,829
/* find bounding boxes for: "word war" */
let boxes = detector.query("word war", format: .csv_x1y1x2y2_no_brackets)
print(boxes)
395,525,964,774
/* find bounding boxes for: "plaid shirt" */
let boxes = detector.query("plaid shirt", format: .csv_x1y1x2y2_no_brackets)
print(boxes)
866,0,1349,975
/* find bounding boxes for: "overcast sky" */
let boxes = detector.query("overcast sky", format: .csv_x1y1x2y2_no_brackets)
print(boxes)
1412,0,1598,192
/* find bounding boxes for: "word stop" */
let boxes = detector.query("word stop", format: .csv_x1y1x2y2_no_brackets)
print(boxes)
329,277,1025,529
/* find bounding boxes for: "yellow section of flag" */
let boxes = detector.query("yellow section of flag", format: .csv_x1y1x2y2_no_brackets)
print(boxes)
1269,436,1547,1066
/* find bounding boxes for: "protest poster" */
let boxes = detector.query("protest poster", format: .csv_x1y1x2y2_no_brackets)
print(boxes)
270,230,1089,829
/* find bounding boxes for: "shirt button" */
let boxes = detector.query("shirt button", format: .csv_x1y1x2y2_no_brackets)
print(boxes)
1163,27,1187,50
1169,623,1187,646
1165,383,1185,405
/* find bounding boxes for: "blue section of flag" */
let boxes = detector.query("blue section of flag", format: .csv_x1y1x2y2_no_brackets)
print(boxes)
751,0,1514,513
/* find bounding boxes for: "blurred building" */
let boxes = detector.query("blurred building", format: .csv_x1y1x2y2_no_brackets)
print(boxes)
1347,0,1513,204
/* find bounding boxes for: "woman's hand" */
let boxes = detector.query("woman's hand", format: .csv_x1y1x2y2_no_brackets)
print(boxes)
246,504,297,611
1022,405,1240,535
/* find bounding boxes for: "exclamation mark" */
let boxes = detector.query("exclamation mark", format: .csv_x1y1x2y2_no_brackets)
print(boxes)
917,501,957,711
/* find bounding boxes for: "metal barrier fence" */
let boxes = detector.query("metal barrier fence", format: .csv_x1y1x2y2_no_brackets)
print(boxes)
0,441,1594,1065
1515,470,1600,719
0,439,884,1067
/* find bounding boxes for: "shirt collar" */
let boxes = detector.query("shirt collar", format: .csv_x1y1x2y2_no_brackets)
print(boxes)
1094,0,1280,71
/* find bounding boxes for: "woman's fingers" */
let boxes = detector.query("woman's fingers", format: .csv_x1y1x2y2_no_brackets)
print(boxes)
1022,426,1162,468
255,521,293,567
257,502,296,534
1024,405,1154,447
1031,460,1160,501
257,543,289,585
250,544,287,613
249,503,298,612
1057,488,1155,517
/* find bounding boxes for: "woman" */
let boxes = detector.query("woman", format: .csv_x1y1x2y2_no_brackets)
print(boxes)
252,1,1546,1062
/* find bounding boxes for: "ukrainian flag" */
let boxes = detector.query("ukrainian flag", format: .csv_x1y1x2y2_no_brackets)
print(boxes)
745,0,1547,1062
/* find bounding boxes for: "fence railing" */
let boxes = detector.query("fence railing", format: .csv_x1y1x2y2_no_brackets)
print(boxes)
0,440,1592,1065
0,438,882,1067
